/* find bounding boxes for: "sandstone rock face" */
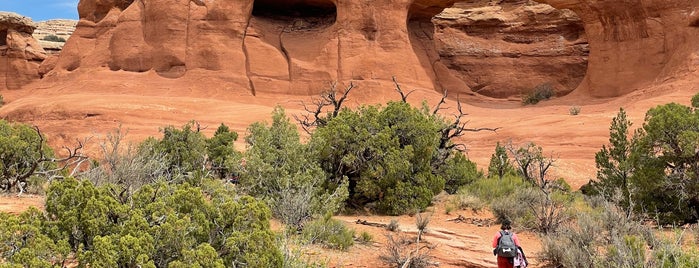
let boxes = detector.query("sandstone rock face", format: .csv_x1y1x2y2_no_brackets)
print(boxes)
0,12,47,90
50,0,457,96
431,1,589,98
33,20,77,55
539,0,699,97
43,0,699,98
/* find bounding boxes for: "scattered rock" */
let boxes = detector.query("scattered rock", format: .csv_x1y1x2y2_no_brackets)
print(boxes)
447,215,494,227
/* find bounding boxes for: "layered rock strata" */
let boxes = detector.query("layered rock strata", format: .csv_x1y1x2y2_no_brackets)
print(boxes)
430,1,589,98
33,20,77,55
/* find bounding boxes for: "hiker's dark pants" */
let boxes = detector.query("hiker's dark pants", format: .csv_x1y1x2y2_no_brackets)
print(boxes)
497,256,514,268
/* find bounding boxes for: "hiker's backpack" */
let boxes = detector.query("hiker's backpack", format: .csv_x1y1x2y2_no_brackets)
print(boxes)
496,230,517,258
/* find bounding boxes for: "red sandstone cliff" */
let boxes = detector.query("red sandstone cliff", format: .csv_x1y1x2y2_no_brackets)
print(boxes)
540,0,699,97
5,0,699,98
0,12,47,90
46,0,458,96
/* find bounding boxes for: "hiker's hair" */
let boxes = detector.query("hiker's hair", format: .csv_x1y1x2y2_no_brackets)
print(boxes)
500,219,512,230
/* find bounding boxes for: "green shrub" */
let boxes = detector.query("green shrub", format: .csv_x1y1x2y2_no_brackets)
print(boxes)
569,106,581,115
242,107,348,229
42,34,66,42
206,123,240,180
437,153,482,194
650,235,699,267
0,120,57,194
487,142,515,180
357,231,373,245
522,83,554,105
692,92,699,108
301,213,354,251
311,101,445,215
450,188,485,212
0,94,4,107
138,121,208,184
386,219,400,232
0,208,71,266
464,173,528,202
24,178,284,267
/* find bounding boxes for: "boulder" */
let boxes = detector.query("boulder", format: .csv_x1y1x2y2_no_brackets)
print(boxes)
0,12,47,90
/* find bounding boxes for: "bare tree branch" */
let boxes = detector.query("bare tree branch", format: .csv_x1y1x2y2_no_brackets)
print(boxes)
7,126,89,195
432,90,448,115
294,82,355,134
435,97,500,163
392,76,415,103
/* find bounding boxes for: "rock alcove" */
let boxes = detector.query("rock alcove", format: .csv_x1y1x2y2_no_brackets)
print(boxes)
409,1,589,98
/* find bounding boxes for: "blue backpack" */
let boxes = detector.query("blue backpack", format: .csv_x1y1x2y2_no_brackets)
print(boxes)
496,230,517,258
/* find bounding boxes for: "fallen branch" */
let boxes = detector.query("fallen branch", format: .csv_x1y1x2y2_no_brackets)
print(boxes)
356,219,389,228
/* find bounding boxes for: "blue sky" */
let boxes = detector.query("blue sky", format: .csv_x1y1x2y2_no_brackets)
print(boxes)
0,0,79,21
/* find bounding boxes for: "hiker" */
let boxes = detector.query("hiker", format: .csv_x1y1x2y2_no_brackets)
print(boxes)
492,219,521,268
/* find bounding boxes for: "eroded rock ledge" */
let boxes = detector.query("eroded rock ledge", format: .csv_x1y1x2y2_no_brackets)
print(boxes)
0,12,48,89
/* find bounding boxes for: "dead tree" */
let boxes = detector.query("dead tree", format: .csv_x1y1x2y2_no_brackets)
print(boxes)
2,126,88,195
504,141,570,233
505,141,556,187
432,94,500,165
294,82,354,134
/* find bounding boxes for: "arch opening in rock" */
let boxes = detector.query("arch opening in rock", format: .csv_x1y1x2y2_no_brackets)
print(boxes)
409,1,589,99
252,0,337,29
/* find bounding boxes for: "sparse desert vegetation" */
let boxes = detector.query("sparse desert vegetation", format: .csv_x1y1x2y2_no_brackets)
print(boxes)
1,87,699,267
2,0,698,266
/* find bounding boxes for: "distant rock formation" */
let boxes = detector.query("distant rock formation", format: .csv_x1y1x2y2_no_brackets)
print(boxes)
0,12,47,90
33,20,77,55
